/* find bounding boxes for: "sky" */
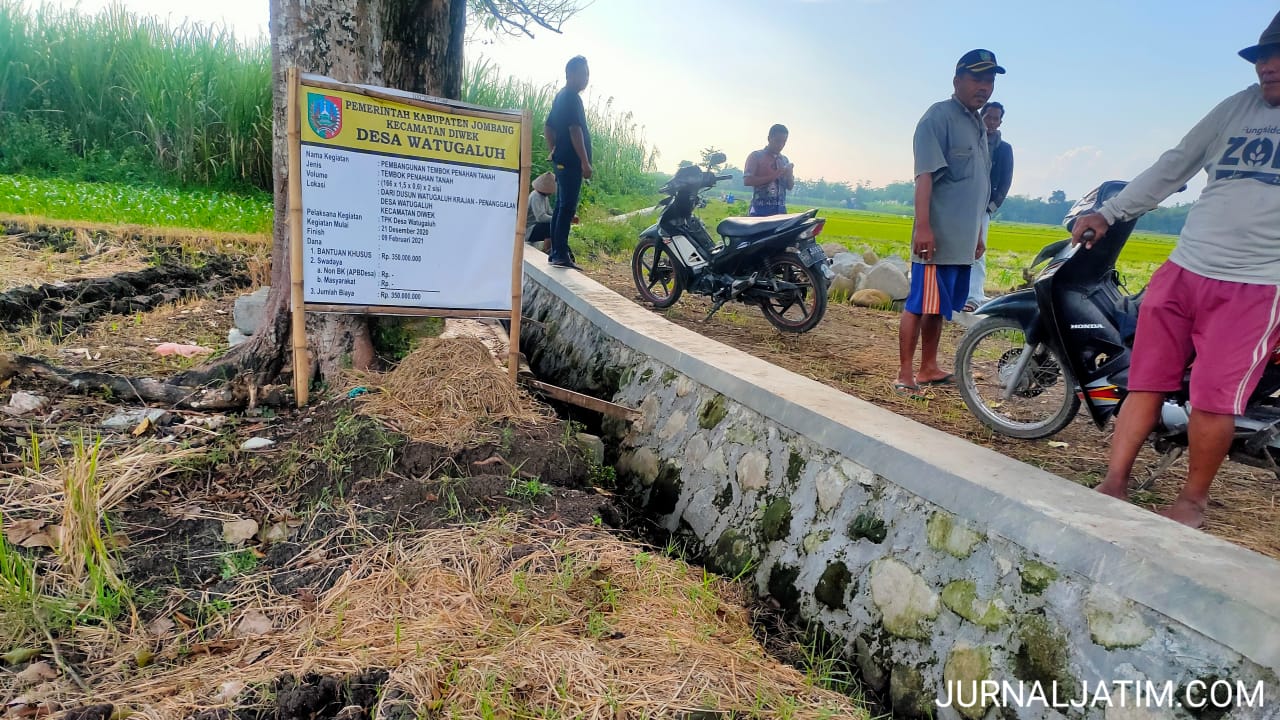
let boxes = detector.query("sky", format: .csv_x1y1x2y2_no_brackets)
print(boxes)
44,0,1279,203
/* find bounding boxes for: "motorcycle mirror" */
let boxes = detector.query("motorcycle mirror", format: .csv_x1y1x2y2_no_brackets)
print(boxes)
706,151,727,167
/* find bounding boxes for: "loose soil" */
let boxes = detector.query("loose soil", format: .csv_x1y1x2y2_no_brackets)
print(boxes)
584,252,1280,560
0,223,872,719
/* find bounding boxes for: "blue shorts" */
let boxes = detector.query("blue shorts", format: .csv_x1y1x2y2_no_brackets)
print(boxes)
904,263,971,320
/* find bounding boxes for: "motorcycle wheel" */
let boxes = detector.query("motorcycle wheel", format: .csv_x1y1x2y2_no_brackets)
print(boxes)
955,315,1080,439
632,237,684,309
759,253,827,333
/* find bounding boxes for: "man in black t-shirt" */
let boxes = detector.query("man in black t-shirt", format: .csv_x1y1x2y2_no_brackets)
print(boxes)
543,55,593,270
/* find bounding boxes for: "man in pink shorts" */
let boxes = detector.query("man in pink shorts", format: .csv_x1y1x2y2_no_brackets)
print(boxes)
1070,9,1280,528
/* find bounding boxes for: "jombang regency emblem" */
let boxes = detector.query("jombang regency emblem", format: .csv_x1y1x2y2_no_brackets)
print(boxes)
307,94,343,139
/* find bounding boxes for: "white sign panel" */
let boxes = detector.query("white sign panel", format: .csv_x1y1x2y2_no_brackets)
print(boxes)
298,86,522,310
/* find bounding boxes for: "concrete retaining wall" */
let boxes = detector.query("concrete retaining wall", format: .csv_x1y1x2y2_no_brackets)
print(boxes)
520,253,1280,720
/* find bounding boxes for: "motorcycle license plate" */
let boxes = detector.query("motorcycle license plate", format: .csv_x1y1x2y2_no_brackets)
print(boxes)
801,244,826,265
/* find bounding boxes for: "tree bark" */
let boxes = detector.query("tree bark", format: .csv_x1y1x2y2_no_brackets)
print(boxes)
185,0,466,394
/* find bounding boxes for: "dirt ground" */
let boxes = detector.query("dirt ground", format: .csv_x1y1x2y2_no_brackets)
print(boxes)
0,223,872,719
584,252,1280,561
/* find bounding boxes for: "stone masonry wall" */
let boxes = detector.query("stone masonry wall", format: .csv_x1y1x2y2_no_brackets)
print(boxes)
520,255,1280,720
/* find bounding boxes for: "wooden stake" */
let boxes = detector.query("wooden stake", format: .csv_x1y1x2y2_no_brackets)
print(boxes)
287,66,309,408
510,110,532,384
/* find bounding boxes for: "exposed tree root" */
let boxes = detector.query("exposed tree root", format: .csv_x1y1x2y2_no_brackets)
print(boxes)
1,353,287,410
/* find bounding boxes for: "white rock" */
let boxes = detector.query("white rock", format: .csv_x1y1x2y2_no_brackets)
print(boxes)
240,437,276,451
830,253,862,280
233,286,271,336
862,263,910,300
227,327,250,347
4,392,46,416
102,408,168,432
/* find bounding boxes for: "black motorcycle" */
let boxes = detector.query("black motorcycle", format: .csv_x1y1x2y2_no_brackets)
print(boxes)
954,180,1280,487
631,152,833,333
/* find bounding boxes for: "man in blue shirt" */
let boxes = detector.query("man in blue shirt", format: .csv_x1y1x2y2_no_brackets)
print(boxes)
965,101,1014,311
544,56,593,270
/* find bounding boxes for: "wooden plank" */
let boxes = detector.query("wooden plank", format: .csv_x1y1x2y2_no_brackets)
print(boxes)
520,378,640,422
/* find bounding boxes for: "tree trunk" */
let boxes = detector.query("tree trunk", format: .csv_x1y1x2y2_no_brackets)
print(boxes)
183,0,466,392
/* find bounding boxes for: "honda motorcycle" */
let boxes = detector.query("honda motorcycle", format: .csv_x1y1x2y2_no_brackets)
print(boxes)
954,180,1280,487
631,152,833,333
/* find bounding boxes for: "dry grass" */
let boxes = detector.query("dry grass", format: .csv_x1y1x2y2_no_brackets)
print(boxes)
1,437,204,653
353,338,551,449
0,291,243,376
0,231,149,293
0,214,270,257
38,519,865,719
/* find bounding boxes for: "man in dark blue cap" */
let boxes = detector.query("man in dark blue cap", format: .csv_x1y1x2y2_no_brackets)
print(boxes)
896,49,1003,398
1070,10,1280,528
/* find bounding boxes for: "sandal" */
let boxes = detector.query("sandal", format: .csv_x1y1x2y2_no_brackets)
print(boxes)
961,301,979,313
893,382,927,400
919,373,955,387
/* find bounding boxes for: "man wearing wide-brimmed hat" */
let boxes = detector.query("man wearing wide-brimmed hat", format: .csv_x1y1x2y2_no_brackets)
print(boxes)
526,171,556,253
1071,10,1280,529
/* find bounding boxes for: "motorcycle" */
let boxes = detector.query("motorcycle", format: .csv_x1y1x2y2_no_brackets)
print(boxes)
954,180,1280,488
631,152,834,333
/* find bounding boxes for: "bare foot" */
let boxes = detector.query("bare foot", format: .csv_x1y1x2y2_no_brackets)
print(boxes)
1094,476,1129,500
1160,498,1206,529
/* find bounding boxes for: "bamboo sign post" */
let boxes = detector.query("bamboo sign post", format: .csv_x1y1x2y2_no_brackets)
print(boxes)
285,68,531,406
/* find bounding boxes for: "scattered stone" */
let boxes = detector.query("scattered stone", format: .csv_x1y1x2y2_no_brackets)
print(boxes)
851,288,892,308
829,275,857,299
821,242,846,258
574,432,605,466
830,253,862,279
233,286,271,336
881,255,910,276
227,328,249,347
4,392,46,416
240,437,275,451
102,408,168,432
862,249,880,265
862,263,910,300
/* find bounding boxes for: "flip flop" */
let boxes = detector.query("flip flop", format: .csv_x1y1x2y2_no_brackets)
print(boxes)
893,382,927,400
919,374,955,387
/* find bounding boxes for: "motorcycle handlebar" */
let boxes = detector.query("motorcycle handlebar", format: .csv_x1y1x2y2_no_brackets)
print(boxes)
715,174,732,181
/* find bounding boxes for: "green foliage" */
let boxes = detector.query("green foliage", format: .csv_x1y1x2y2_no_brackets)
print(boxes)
0,0,272,190
0,3,657,200
0,174,272,233
220,549,260,579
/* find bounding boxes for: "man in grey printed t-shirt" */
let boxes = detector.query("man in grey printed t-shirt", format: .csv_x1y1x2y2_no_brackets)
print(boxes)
895,49,998,398
1070,10,1280,529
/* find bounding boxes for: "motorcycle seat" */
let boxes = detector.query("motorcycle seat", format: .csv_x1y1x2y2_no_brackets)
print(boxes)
717,212,808,238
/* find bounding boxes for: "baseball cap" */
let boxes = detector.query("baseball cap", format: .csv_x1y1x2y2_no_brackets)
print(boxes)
956,49,1006,75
